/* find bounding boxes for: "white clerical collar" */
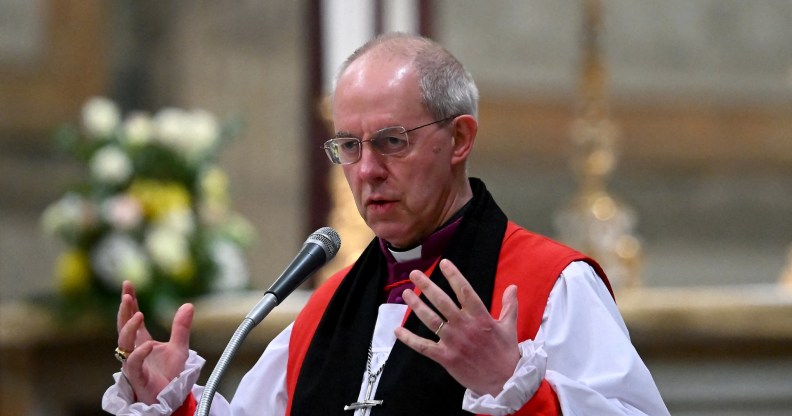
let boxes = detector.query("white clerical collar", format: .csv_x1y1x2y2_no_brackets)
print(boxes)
388,245,422,263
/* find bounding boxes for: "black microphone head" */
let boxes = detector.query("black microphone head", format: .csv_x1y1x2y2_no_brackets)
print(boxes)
306,226,341,260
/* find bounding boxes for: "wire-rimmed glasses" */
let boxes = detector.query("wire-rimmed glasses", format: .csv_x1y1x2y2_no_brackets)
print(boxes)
322,115,457,165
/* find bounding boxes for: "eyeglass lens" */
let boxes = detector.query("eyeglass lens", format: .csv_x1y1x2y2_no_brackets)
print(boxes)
323,115,457,165
325,127,409,164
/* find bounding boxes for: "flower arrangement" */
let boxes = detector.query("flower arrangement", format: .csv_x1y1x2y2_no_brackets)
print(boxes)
41,97,255,325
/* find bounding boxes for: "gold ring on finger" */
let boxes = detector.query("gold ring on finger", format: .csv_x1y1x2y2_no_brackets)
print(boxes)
114,347,131,364
434,321,446,337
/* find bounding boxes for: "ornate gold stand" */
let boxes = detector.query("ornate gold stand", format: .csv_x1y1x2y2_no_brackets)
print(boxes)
779,245,792,287
781,66,792,287
322,167,373,281
555,0,642,291
319,96,373,282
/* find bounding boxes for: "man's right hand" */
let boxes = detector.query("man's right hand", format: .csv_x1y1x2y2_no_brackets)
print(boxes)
116,281,194,405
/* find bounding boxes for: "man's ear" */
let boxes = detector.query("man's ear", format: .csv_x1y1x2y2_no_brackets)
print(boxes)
450,115,477,165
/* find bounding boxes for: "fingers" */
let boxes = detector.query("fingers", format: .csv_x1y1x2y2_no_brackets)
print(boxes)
402,288,447,339
438,259,491,316
118,311,144,353
122,340,154,395
122,280,137,298
117,295,136,331
398,262,523,396
499,285,519,327
117,281,139,332
394,326,441,360
408,259,490,322
401,259,485,342
117,280,158,345
169,303,194,350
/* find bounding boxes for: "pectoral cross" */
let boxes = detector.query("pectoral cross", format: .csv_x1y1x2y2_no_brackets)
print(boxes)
343,372,384,414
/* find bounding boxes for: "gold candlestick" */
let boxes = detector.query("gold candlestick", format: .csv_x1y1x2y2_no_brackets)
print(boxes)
555,0,642,291
320,96,373,283
780,66,792,288
780,245,792,288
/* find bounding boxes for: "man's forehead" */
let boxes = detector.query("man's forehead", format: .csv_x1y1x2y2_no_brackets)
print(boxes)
332,50,426,134
340,51,414,84
335,73,420,113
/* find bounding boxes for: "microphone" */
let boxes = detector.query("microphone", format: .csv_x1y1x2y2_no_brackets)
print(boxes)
248,226,341,324
197,227,341,416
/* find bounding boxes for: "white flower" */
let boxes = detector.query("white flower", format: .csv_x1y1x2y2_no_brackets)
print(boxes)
102,195,143,231
209,239,248,291
184,109,219,157
145,227,190,274
92,232,151,290
41,193,99,239
153,107,190,149
82,97,121,139
90,146,133,184
153,107,219,161
121,111,154,146
155,207,195,236
41,193,85,236
223,214,256,247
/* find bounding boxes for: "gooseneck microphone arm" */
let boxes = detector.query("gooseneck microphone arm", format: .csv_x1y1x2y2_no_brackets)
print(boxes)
196,227,340,416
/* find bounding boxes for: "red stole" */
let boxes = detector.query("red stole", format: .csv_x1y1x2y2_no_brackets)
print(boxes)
285,222,611,415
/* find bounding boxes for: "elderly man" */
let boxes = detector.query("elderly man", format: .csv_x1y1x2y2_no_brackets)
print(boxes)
104,33,669,415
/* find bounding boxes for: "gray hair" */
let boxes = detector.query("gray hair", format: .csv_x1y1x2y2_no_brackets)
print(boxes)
335,32,479,119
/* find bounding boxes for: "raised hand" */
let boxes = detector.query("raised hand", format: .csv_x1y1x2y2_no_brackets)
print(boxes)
394,259,521,396
116,281,194,405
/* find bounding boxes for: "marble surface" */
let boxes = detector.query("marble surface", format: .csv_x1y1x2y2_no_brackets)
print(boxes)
3,284,792,415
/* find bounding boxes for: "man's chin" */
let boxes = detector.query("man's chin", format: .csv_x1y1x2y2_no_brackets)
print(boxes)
369,223,415,248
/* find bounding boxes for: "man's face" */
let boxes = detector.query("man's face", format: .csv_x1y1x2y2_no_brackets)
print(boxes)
332,55,462,248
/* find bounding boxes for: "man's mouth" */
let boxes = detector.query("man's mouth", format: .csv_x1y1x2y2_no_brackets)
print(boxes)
366,198,397,212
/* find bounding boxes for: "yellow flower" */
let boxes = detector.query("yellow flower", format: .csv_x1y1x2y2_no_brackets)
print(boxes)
200,166,229,204
169,260,195,285
129,180,191,220
55,249,91,296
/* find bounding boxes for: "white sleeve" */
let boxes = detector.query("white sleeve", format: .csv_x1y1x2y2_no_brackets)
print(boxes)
101,323,293,416
102,350,207,415
463,261,669,415
225,322,292,416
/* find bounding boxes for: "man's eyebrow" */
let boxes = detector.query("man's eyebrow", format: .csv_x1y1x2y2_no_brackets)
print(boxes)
334,131,356,138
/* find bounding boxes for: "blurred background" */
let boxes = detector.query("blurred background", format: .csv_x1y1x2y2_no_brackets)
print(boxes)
1,0,790,415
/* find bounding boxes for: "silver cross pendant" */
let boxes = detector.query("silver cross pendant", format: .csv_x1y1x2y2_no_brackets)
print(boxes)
343,373,384,414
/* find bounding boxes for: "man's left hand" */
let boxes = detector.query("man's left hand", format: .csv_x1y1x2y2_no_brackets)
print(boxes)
394,258,521,397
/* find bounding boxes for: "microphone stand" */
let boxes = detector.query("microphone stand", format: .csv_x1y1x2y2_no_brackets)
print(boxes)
196,292,279,416
194,226,340,415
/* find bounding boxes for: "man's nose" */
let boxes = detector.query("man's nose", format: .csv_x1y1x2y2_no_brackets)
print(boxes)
356,142,387,180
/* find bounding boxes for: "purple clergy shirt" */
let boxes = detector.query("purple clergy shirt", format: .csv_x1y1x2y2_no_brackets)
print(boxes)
378,216,463,304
